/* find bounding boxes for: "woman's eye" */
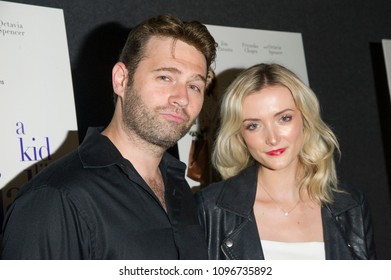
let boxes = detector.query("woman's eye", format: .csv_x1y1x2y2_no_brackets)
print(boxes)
280,115,292,122
245,123,260,131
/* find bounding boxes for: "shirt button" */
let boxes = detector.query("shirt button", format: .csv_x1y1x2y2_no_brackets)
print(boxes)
225,239,233,247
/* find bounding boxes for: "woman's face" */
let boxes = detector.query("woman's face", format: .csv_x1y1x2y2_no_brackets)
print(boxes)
240,85,304,172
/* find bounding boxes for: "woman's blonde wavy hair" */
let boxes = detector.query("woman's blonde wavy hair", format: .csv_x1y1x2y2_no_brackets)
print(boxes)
212,63,340,203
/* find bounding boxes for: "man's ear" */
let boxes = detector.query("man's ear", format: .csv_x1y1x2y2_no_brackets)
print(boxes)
112,62,128,98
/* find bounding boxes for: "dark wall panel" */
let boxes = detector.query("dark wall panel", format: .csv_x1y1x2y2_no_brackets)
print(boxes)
5,0,391,259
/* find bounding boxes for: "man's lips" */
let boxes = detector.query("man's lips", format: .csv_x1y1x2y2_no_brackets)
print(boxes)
266,148,286,156
162,112,187,123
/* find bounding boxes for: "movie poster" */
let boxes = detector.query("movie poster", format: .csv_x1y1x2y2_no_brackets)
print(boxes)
0,1,78,227
179,24,308,188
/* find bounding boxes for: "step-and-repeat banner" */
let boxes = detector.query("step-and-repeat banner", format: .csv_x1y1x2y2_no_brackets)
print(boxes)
0,1,308,223
179,24,308,188
0,1,79,228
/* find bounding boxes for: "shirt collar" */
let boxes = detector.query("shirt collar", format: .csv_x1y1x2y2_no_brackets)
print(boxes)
78,127,186,173
78,127,122,168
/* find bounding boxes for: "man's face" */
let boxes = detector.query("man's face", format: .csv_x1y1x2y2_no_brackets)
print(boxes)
122,37,207,149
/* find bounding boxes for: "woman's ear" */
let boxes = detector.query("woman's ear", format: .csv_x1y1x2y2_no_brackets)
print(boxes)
112,62,128,98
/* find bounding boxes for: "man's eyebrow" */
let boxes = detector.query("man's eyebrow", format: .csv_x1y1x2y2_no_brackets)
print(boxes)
190,74,207,84
153,67,206,83
154,67,181,74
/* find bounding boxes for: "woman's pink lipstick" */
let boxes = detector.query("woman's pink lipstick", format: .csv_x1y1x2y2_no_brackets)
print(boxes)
266,148,286,156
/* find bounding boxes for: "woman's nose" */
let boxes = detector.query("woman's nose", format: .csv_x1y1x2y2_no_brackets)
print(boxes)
265,125,280,146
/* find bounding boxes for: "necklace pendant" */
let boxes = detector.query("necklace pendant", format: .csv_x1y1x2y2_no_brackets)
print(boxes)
284,212,289,216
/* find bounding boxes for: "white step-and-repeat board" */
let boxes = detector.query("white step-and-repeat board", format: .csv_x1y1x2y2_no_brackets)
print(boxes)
0,1,79,224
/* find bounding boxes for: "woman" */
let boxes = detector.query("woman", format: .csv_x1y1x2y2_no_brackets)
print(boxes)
195,63,376,260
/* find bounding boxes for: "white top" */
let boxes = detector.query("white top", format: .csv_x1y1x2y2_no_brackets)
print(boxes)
261,240,325,260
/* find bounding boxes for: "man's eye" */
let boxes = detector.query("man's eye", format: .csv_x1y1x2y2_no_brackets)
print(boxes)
158,75,170,81
189,84,201,93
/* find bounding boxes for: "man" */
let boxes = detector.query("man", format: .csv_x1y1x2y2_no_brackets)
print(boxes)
1,15,217,259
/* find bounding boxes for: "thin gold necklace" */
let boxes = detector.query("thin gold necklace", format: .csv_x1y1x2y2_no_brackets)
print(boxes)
262,184,301,217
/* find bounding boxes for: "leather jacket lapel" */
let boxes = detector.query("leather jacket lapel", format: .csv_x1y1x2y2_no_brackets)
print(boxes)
220,211,265,260
322,189,360,260
217,165,264,259
322,205,356,259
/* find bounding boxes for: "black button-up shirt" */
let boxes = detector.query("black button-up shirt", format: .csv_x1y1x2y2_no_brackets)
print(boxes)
2,127,207,259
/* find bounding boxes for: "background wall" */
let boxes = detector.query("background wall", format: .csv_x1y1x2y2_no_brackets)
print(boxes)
5,0,391,259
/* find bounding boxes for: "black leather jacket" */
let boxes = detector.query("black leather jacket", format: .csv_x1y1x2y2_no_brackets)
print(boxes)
195,164,376,260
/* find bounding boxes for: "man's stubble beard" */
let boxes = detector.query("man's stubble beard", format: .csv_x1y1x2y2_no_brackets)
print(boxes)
122,86,193,149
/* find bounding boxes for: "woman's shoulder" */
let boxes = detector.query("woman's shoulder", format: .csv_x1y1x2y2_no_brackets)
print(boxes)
328,183,369,213
196,166,254,198
335,183,366,201
195,180,226,202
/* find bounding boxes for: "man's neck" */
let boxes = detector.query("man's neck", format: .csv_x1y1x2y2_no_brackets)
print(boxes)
101,122,165,180
102,123,168,211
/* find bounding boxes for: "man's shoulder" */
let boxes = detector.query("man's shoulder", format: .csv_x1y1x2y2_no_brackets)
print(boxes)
17,149,84,195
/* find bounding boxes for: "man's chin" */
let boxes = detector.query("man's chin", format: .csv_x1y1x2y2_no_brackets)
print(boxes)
150,136,181,149
148,125,191,149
